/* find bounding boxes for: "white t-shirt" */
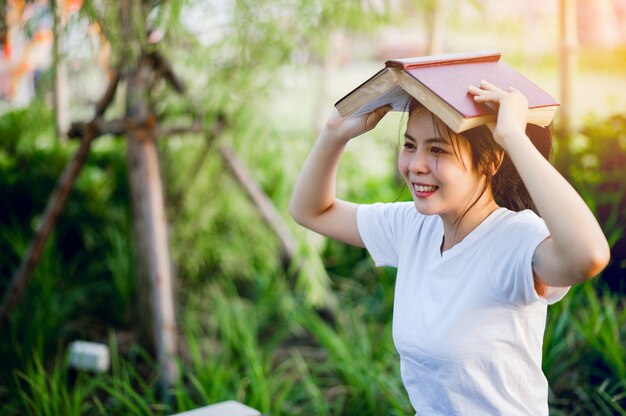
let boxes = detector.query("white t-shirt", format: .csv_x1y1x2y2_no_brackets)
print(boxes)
356,202,569,415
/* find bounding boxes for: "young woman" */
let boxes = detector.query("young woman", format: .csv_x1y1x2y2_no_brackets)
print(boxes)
289,80,610,414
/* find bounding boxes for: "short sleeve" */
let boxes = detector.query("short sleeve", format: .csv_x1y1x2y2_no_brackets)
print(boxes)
356,202,416,268
490,210,570,306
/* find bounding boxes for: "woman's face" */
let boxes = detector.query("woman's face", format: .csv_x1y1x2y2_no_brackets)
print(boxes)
398,108,486,222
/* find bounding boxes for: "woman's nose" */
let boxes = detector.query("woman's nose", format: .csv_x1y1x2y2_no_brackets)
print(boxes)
409,150,429,174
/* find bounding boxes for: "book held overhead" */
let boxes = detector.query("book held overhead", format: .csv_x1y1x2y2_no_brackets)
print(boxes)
335,50,559,133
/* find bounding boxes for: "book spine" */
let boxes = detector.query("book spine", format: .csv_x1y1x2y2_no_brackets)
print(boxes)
385,50,501,70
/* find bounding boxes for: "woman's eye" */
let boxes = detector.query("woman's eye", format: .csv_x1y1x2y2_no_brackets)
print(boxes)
431,146,445,154
403,142,415,150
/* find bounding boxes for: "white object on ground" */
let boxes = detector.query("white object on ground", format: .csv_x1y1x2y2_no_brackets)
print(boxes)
170,400,261,416
67,341,110,373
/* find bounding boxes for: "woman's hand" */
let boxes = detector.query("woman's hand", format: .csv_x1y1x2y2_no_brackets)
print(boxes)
324,105,392,144
468,80,529,149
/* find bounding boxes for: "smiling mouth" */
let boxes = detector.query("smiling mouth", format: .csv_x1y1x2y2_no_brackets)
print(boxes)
413,184,438,193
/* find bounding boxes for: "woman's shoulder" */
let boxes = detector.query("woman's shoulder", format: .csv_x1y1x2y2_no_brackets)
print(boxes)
358,201,435,232
494,207,544,223
360,201,431,222
490,208,548,239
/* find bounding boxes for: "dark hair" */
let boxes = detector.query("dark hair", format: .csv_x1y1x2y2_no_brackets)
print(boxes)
462,125,537,212
409,101,552,214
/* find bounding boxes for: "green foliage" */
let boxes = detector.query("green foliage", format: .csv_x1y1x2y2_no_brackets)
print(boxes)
174,277,297,414
6,353,99,416
574,284,626,382
100,223,137,326
91,334,164,416
554,113,626,288
293,306,409,415
0,226,83,383
544,282,626,413
566,114,626,241
0,101,136,386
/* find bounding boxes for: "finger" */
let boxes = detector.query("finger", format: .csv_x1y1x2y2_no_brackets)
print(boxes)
480,79,503,91
378,104,393,113
365,105,392,130
471,93,500,112
372,104,392,119
472,92,500,103
467,85,486,95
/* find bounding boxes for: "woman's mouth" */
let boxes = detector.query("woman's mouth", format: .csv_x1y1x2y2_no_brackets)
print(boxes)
412,183,438,198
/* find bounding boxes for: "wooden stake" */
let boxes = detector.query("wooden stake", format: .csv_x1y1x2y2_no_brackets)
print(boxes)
219,145,298,266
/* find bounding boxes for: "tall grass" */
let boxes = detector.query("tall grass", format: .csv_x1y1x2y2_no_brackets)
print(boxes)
545,282,626,414
174,278,299,414
101,225,137,326
7,353,98,416
0,224,85,380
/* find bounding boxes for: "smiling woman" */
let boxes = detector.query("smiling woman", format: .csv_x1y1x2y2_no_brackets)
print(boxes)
289,71,610,414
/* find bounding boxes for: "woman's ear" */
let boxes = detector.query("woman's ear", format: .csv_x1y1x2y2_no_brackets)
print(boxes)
490,151,505,175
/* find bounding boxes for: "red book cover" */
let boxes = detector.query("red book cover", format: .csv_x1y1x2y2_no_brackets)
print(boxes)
386,51,559,120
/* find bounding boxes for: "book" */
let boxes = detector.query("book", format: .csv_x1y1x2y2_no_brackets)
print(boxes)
334,50,559,133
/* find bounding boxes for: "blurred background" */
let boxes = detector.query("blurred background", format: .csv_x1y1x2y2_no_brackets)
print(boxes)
0,0,625,414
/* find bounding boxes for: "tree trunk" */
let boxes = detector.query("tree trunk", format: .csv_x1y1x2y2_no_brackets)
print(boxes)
121,0,178,392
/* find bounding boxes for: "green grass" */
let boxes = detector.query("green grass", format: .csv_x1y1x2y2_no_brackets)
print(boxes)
9,354,98,416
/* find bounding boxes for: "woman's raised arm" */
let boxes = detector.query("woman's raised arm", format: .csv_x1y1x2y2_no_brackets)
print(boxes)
469,80,610,286
289,106,391,247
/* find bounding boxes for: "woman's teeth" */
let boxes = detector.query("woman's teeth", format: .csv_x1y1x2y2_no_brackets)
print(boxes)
414,184,438,192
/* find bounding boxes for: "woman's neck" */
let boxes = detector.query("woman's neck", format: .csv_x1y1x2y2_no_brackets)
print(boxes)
440,198,500,253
